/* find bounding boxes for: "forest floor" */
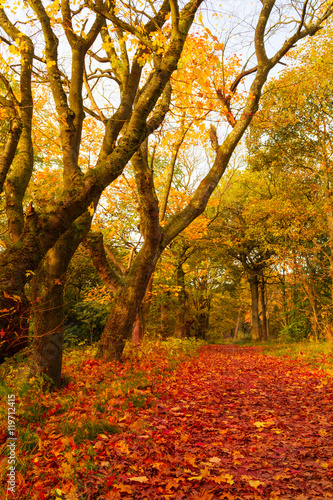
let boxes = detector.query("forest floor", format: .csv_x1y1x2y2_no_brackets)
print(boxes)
1,340,333,499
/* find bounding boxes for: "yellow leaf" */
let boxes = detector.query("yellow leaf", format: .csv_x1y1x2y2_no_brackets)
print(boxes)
151,462,164,470
249,480,265,488
165,478,180,493
113,483,133,493
64,451,75,465
184,452,196,466
212,473,234,485
115,440,130,454
253,421,265,428
128,476,149,483
200,466,210,478
189,474,204,481
209,456,221,464
88,202,94,216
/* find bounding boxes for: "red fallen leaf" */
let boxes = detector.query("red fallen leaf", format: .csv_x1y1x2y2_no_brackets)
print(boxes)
46,403,62,417
194,441,205,447
106,475,116,488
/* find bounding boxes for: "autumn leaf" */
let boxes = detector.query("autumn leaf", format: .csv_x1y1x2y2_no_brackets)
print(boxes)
248,479,265,489
128,476,149,483
188,466,210,481
253,421,266,428
212,473,234,485
113,483,133,493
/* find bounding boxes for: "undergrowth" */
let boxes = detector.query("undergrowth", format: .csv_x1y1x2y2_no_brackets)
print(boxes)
261,339,333,374
233,338,333,375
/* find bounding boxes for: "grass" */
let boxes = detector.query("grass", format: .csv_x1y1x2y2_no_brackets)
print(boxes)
232,337,333,374
60,419,121,445
261,339,333,374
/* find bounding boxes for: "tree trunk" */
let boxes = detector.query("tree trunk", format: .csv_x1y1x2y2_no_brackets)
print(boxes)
132,275,154,346
174,263,186,338
234,307,242,340
30,214,91,387
260,276,268,341
132,314,142,347
249,275,261,341
280,266,289,328
326,210,333,304
304,256,320,341
194,293,210,340
97,234,161,361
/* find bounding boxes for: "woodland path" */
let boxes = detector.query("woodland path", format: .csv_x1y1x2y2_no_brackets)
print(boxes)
95,344,333,500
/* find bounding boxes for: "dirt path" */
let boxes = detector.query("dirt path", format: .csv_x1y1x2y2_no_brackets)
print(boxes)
96,345,333,499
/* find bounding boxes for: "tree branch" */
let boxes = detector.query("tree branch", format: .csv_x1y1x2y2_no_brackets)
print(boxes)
83,231,123,292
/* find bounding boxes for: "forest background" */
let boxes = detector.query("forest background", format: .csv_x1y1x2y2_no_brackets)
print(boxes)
2,2,333,499
0,0,333,388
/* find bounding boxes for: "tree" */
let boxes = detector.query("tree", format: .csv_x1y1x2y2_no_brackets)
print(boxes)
203,169,277,340
0,0,205,367
95,1,333,360
247,24,333,338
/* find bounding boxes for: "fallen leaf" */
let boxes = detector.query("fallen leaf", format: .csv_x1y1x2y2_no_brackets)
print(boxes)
128,476,149,483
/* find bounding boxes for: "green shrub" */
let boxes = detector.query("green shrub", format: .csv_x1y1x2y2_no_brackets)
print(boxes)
64,300,111,347
279,316,311,342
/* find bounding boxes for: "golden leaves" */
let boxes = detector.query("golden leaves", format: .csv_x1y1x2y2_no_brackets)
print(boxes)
88,202,95,216
211,473,235,485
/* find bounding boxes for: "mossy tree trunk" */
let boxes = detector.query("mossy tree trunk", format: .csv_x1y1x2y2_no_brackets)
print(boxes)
30,213,91,387
175,263,186,338
249,275,261,341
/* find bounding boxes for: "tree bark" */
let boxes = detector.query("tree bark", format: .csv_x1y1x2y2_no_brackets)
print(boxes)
97,240,161,360
260,275,268,341
234,307,242,340
30,213,91,387
175,263,186,338
132,276,153,346
249,275,261,341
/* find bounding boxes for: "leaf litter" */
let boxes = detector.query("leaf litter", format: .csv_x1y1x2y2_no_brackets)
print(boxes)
1,344,333,499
